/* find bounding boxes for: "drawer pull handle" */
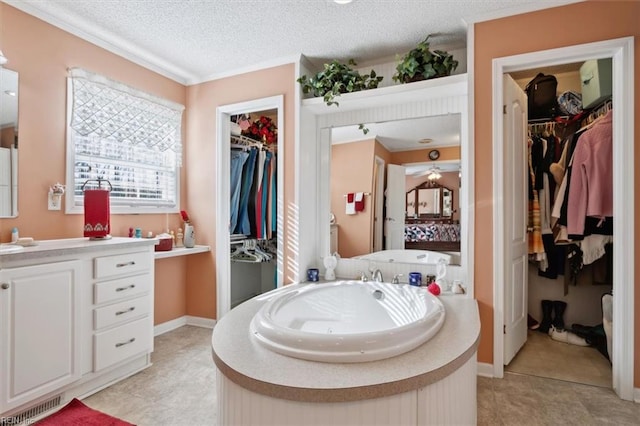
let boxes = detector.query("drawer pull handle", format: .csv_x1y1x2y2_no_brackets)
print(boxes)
115,307,136,316
115,284,136,292
115,338,136,348
116,261,136,268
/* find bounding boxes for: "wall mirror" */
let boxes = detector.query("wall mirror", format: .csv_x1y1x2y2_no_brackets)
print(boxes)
299,74,469,276
329,113,462,264
0,67,19,218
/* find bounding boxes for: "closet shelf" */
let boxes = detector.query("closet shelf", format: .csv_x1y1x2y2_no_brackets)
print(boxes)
154,245,210,259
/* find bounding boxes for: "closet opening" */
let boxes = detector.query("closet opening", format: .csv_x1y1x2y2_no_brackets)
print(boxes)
216,96,284,320
492,37,634,401
505,61,613,389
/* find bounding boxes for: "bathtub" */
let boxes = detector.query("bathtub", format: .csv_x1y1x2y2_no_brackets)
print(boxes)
250,280,445,362
353,249,452,264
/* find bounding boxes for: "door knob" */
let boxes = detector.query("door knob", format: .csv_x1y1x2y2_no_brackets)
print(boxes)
1,283,9,290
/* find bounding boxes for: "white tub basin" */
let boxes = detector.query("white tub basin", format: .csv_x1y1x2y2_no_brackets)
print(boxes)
354,249,452,264
250,280,445,363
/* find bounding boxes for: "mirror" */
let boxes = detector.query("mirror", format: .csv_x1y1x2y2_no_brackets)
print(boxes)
329,113,462,265
407,181,454,218
0,67,19,218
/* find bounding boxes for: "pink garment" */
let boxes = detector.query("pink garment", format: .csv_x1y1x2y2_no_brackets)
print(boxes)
567,110,613,236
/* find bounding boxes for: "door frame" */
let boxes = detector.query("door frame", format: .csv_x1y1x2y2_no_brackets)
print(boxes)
373,155,385,253
492,37,634,400
215,95,284,319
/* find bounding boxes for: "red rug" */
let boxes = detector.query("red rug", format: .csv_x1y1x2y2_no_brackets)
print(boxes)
35,398,134,426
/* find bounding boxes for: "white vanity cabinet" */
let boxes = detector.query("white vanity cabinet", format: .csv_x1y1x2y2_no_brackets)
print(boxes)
0,238,156,419
91,251,153,372
0,260,82,413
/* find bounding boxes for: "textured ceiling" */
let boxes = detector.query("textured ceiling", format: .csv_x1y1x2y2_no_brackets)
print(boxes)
5,0,581,84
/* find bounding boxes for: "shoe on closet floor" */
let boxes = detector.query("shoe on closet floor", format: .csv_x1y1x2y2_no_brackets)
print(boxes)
549,325,589,346
527,314,540,330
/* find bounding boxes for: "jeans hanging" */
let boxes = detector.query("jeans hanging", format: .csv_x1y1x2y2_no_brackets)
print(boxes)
230,150,249,233
236,148,257,235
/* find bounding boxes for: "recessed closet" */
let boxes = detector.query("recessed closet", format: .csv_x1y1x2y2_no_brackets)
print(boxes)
228,109,279,309
505,60,614,388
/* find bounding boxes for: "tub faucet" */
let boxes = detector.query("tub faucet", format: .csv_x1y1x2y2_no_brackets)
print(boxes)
371,269,384,283
392,274,403,284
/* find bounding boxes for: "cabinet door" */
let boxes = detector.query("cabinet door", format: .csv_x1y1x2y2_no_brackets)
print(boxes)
0,260,82,413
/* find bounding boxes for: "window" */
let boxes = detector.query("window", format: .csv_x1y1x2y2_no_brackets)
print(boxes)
66,68,184,214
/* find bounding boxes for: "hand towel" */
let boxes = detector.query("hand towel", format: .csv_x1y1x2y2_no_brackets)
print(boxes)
84,189,110,238
345,193,356,215
354,192,365,212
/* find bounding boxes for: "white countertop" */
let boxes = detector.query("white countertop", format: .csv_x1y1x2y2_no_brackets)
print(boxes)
212,283,480,402
0,237,156,265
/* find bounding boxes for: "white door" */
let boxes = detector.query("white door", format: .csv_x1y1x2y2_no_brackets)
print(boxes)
503,74,528,365
385,164,406,250
373,157,385,252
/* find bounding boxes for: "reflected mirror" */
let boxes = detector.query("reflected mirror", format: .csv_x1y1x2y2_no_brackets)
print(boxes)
329,113,461,265
0,67,19,218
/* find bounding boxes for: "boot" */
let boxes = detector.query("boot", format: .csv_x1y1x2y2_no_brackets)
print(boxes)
539,300,553,333
552,300,567,330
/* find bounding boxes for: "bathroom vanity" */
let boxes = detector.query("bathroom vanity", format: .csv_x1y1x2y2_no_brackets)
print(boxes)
212,283,480,425
0,237,156,420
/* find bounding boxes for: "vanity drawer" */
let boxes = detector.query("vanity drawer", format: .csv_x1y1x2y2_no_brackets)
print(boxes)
94,273,151,305
94,251,151,279
94,317,152,371
94,295,150,331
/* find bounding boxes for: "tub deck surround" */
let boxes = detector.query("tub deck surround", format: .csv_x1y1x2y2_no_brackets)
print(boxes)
212,283,480,403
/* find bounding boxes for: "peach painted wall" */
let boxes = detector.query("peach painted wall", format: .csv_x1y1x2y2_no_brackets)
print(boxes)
0,4,189,324
184,64,296,320
473,1,640,387
331,139,376,258
390,146,460,164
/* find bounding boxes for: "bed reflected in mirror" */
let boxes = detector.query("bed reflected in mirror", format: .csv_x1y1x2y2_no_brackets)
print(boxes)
329,114,461,265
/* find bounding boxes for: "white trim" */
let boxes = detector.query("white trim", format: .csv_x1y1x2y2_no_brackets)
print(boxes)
185,315,216,329
634,388,640,404
190,55,300,85
153,316,216,336
477,362,494,378
216,96,285,320
492,37,634,400
4,0,195,85
153,316,187,336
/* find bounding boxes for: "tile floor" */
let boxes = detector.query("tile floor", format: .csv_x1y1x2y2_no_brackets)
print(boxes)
83,325,640,426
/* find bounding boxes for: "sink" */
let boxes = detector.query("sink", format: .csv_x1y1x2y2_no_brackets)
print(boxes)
0,244,25,254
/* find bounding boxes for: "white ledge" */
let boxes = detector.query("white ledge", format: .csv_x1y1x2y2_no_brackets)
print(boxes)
154,245,210,259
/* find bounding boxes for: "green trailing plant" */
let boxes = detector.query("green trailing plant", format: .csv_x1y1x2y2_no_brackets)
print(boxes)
392,35,458,84
297,59,383,107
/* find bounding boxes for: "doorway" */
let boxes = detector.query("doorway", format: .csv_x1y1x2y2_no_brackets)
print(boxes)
492,38,635,400
215,95,284,319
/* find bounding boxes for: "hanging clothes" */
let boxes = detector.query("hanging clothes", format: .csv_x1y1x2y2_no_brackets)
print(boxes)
567,110,613,239
230,150,249,233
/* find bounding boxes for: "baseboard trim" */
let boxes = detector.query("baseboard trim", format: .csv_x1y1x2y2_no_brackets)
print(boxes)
154,317,188,336
154,315,216,336
634,387,640,403
186,315,216,329
477,362,494,378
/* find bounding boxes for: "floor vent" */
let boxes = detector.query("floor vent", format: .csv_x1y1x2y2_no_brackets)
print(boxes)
1,395,61,425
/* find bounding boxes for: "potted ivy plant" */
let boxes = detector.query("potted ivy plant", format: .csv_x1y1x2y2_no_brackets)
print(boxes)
392,35,458,84
297,59,383,107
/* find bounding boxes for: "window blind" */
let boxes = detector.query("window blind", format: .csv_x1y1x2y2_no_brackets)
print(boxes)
67,68,184,212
